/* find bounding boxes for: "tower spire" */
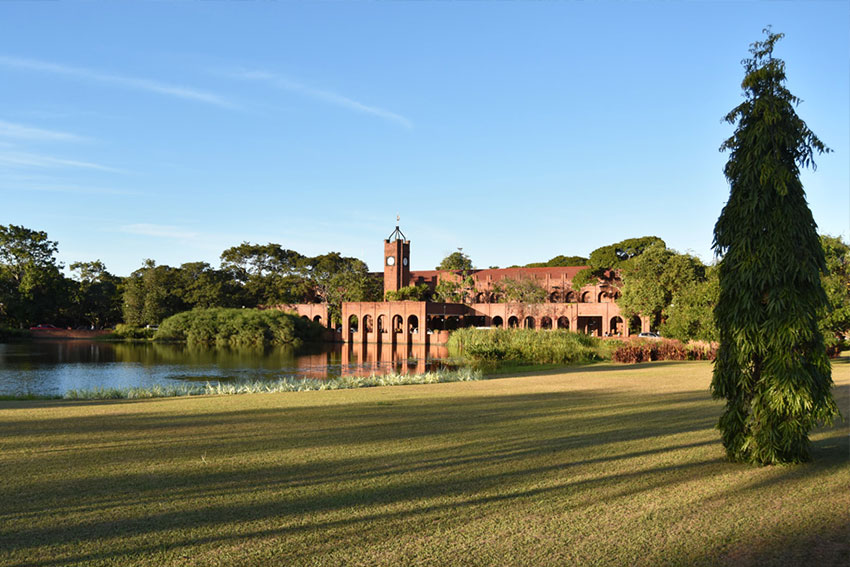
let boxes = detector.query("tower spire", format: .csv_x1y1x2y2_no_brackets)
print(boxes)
387,215,406,241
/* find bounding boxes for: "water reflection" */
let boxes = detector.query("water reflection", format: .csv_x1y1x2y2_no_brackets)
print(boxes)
0,341,451,396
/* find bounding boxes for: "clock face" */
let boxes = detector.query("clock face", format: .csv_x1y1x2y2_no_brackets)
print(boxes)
386,256,395,266
402,257,408,266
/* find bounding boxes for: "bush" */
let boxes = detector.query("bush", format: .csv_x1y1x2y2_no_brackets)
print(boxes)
154,308,324,347
112,324,156,340
448,328,609,365
0,327,30,340
611,338,717,363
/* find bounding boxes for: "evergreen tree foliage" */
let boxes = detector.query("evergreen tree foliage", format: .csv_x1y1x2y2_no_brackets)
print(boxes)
711,29,838,464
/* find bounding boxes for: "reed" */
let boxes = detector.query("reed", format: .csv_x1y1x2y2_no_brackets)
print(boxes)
60,368,482,400
448,327,612,365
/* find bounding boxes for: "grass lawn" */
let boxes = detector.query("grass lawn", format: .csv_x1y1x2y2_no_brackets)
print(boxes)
1,360,848,567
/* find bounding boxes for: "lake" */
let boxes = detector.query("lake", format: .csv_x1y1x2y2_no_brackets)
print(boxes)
0,340,451,397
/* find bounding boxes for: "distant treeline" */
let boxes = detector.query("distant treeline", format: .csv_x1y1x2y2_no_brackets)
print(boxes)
1,225,847,352
0,225,380,330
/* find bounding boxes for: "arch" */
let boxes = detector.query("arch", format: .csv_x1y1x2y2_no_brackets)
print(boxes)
580,291,593,303
609,316,624,336
377,314,387,333
599,291,616,303
475,292,485,303
524,316,535,329
508,316,519,328
363,314,373,333
348,314,359,333
407,315,419,334
548,291,560,303
301,315,309,320
557,316,569,330
565,291,577,303
490,293,503,303
392,314,403,333
491,316,503,328
540,316,552,329
313,315,322,325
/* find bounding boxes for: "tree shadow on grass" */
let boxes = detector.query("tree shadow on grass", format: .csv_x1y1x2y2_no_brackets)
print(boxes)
1,383,846,566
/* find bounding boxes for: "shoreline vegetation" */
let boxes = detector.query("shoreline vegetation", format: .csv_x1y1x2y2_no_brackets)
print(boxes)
0,326,729,401
0,368,484,401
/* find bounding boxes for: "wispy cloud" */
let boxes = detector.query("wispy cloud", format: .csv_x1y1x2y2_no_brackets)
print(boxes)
121,223,199,240
0,119,86,142
228,69,412,128
0,55,234,109
0,151,125,173
0,183,137,196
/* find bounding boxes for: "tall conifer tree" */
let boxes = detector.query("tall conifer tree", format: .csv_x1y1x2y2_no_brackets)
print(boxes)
712,29,838,464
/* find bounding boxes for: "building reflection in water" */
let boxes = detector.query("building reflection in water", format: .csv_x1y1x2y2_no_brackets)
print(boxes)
294,342,451,379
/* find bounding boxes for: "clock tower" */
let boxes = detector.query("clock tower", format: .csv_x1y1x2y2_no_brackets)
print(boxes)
384,222,410,297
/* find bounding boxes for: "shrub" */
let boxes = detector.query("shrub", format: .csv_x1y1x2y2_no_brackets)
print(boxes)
154,308,324,347
112,324,156,340
448,328,608,365
611,338,717,363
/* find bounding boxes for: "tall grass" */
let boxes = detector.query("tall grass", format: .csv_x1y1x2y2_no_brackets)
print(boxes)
154,307,323,347
448,328,611,365
61,368,482,400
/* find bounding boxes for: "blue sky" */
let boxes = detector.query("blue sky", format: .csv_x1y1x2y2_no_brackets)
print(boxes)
1,2,847,276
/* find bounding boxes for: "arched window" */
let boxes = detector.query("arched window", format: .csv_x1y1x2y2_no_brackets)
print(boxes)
348,314,359,333
408,315,419,334
557,316,569,330
610,316,623,336
491,316,503,328
508,316,519,328
524,316,535,329
540,316,552,329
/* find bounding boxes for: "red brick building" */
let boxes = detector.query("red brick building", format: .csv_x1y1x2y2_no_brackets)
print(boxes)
285,225,649,344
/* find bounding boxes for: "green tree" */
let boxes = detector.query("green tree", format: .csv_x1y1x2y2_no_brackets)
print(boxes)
69,260,122,328
122,260,188,327
618,242,706,331
711,29,838,464
661,266,719,343
819,235,850,356
436,250,473,272
523,255,588,268
385,283,431,301
434,277,470,304
0,224,68,327
495,277,547,304
300,253,382,324
220,243,307,306
571,236,664,290
177,262,245,309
